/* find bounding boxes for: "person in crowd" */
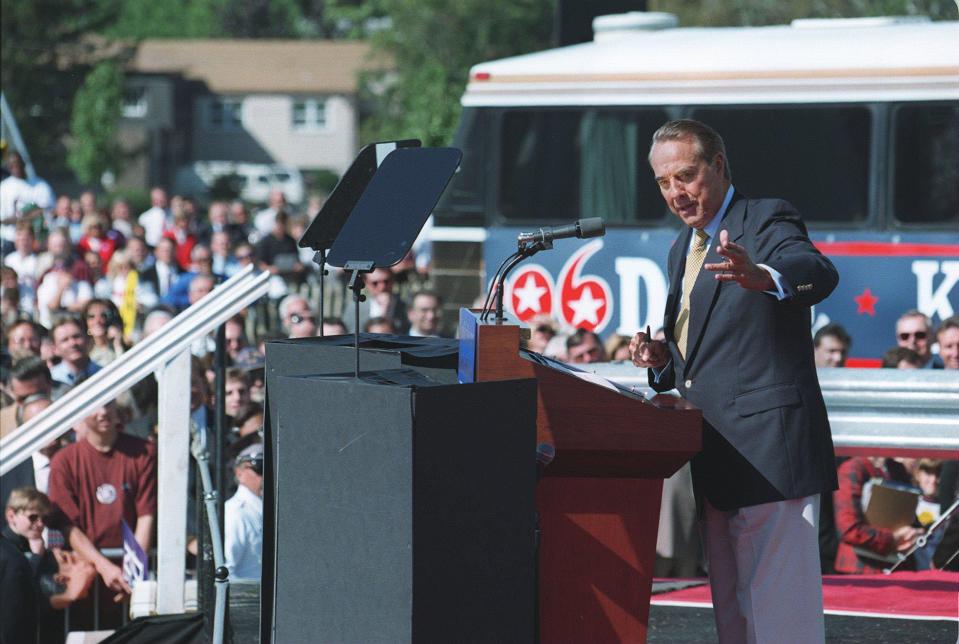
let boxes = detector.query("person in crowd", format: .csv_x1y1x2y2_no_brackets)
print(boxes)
76,214,123,268
566,328,607,364
322,317,348,336
35,235,93,328
937,315,959,371
225,314,249,364
78,191,97,218
108,199,134,239
895,309,941,368
162,243,219,311
224,368,252,425
6,318,42,360
82,248,112,301
229,200,254,245
1,390,56,496
406,290,444,337
5,222,41,313
525,316,556,354
142,306,174,338
391,250,432,305
234,402,264,438
49,316,100,387
814,322,851,368
630,119,837,641
833,456,920,573
363,316,395,334
343,267,408,334
66,200,84,243
224,444,264,581
210,230,240,277
36,226,89,281
279,294,318,338
197,201,229,245
125,235,153,273
234,242,257,272
163,208,198,271
604,334,633,362
47,402,153,627
138,186,171,247
253,189,288,241
0,270,21,327
912,458,943,570
48,195,72,231
0,357,57,438
257,211,304,304
3,486,98,642
0,152,55,256
881,346,924,369
83,298,128,366
139,236,181,304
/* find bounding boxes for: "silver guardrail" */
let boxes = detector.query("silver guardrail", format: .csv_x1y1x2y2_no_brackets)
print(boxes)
587,363,959,457
0,264,270,476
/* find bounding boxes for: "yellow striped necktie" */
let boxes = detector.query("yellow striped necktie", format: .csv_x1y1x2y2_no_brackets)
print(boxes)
674,229,710,359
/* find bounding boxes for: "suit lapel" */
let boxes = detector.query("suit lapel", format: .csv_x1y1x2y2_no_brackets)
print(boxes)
684,193,747,369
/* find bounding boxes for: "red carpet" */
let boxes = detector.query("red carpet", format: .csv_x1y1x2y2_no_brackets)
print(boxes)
651,571,959,620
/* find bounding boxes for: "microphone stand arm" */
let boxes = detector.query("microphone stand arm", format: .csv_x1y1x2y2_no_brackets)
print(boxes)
493,240,550,323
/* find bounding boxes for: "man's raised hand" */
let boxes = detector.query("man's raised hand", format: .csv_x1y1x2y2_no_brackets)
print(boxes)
704,229,775,291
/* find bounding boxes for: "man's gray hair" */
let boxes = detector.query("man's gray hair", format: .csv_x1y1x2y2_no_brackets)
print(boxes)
649,119,732,181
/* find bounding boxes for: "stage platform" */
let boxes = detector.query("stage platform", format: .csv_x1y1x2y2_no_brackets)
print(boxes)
228,572,957,643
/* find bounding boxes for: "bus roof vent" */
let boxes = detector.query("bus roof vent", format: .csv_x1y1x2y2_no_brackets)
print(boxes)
593,12,679,42
791,15,931,29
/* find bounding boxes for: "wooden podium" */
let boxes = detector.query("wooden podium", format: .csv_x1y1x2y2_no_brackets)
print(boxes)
459,310,702,643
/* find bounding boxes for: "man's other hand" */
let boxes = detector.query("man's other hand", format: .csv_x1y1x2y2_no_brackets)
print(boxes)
629,331,669,369
705,229,775,291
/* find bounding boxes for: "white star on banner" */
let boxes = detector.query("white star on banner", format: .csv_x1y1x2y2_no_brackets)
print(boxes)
513,274,548,314
567,286,603,326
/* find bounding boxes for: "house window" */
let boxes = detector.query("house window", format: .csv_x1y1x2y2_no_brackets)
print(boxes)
292,98,327,131
122,87,148,119
209,97,243,130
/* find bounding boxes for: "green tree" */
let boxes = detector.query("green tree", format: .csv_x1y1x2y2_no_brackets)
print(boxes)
67,60,124,185
332,0,554,146
649,0,957,26
1,0,119,175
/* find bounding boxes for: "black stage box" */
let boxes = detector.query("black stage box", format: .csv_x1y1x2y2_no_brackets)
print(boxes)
263,369,537,643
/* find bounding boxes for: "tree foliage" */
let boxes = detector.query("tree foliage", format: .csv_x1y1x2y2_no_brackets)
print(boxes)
330,0,554,146
67,60,124,185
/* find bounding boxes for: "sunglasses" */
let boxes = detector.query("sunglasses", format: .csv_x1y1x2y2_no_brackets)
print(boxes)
290,313,315,325
898,331,928,341
21,512,47,523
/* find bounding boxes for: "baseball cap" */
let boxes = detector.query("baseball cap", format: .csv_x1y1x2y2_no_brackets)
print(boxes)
235,443,263,474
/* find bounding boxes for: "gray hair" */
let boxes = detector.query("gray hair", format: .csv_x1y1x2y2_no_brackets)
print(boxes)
649,119,732,181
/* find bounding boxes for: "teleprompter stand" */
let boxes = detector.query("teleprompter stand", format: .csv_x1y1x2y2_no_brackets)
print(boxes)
326,146,462,376
298,139,420,334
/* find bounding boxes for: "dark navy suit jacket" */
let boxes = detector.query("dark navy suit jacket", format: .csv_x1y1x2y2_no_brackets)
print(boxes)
650,193,840,510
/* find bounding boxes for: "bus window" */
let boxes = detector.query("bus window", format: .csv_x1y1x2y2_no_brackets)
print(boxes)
497,108,669,225
690,106,872,225
892,102,959,227
436,108,489,224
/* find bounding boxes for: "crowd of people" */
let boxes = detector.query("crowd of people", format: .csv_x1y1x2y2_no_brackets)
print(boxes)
0,146,956,641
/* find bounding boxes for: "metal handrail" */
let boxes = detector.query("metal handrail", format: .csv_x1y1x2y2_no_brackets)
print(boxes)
0,265,270,476
191,435,228,644
584,362,959,457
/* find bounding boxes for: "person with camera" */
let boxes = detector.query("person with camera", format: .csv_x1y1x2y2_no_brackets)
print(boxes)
82,299,129,367
224,444,264,581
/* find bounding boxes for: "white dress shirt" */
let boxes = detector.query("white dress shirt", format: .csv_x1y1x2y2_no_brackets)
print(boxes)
224,483,263,581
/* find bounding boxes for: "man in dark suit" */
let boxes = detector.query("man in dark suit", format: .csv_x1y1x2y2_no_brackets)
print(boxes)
630,119,838,643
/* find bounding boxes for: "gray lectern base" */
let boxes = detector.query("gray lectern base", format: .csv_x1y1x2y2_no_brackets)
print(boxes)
265,371,537,643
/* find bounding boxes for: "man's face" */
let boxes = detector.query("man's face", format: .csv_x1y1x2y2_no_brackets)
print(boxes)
896,315,931,361
225,321,246,357
211,232,230,256
939,327,959,370
7,153,25,179
53,322,89,364
83,404,119,436
127,239,147,265
47,232,68,258
155,238,175,264
189,276,215,304
650,137,728,230
14,229,33,254
408,295,441,335
191,248,213,273
225,378,250,417
365,269,394,296
10,375,50,405
568,335,604,364
8,323,40,358
151,188,168,209
814,335,848,368
209,203,227,225
6,506,46,540
236,463,264,496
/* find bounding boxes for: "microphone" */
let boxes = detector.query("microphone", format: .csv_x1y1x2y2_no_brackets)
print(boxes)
517,218,605,245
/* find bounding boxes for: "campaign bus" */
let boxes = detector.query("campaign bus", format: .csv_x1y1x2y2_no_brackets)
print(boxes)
431,13,959,365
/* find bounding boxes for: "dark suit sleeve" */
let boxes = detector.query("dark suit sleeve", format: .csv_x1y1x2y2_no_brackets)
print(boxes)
754,201,838,307
647,362,676,392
